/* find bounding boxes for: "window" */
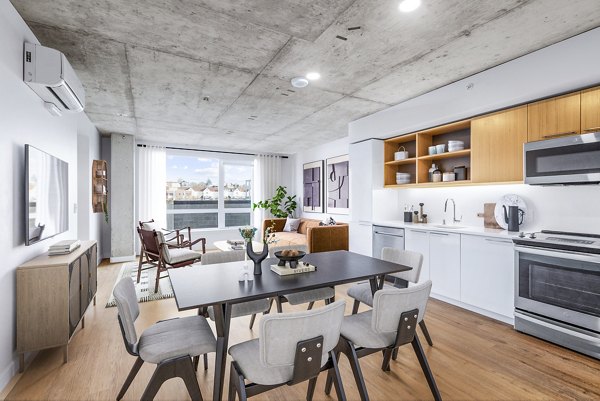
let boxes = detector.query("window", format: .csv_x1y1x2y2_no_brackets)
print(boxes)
166,151,253,230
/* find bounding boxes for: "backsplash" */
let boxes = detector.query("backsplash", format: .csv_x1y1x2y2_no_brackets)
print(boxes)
374,184,600,234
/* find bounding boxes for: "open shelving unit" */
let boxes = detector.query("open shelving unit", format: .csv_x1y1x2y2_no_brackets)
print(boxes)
91,160,108,213
384,120,472,188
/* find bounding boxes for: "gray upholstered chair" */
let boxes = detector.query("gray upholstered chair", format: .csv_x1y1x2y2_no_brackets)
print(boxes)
327,281,441,401
228,301,348,401
200,251,271,331
346,247,433,347
269,244,336,312
113,278,216,401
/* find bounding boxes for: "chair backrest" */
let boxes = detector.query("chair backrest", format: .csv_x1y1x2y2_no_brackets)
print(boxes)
382,247,423,283
113,277,140,349
138,227,161,257
371,280,432,334
259,300,345,367
200,250,245,265
268,244,308,258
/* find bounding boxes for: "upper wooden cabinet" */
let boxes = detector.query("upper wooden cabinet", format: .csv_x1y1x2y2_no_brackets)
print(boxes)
581,86,600,133
527,92,581,142
471,106,528,183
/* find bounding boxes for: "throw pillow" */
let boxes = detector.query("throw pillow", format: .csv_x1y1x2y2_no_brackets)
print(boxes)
283,218,301,232
319,217,337,226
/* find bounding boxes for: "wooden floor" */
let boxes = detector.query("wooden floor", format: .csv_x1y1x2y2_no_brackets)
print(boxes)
5,260,600,401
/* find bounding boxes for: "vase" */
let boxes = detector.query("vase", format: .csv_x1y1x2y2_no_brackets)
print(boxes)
246,241,268,275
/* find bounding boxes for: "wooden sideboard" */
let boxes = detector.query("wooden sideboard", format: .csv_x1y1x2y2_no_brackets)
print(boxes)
17,240,98,372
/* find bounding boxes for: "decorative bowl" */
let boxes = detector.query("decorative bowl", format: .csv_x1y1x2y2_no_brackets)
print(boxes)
274,250,306,268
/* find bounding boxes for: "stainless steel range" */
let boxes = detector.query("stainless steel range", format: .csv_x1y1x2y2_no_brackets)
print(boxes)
513,230,600,359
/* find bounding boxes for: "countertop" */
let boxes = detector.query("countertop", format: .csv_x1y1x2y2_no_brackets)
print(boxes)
372,221,521,240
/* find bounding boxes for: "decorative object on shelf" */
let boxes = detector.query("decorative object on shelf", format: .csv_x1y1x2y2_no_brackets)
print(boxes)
252,185,297,218
494,194,528,230
448,140,465,152
274,249,306,269
432,169,442,182
436,144,446,153
443,172,456,182
428,145,437,155
396,172,411,184
92,159,108,223
428,163,438,182
453,166,467,181
394,146,409,160
302,160,324,213
326,155,349,215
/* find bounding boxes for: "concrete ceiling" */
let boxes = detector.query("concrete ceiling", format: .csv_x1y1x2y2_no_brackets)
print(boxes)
11,0,600,153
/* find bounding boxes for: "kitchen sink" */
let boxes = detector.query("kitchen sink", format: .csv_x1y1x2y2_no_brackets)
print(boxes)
431,224,466,229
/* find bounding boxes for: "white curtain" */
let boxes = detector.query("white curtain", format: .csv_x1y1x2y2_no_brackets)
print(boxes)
137,145,167,228
253,154,283,236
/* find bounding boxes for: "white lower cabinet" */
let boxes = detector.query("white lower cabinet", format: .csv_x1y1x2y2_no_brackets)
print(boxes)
429,232,461,300
460,235,515,318
349,222,373,257
405,229,430,282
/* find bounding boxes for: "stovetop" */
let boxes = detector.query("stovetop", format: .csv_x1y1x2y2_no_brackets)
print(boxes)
513,230,600,255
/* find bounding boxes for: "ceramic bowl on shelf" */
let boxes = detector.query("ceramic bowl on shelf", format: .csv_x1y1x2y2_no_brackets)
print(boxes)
442,172,456,182
428,146,437,155
435,144,446,153
396,172,411,184
448,146,465,152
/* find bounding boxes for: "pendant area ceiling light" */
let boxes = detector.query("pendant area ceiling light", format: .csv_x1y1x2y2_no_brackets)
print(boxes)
398,0,421,13
291,77,309,88
306,72,321,80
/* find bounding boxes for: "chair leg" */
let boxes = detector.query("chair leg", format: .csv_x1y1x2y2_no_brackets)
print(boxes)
193,356,199,372
229,362,247,401
117,357,143,401
324,349,341,395
412,335,442,401
137,252,144,284
306,377,317,401
307,301,315,310
249,313,257,330
419,320,434,346
203,353,208,371
381,348,393,372
392,347,399,361
141,357,203,401
330,351,347,401
352,300,360,315
339,340,370,401
154,261,163,294
275,296,283,313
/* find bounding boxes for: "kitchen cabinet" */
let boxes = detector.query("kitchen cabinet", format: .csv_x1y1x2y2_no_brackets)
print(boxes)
405,229,430,282
527,92,581,142
460,235,514,318
429,231,461,300
349,222,373,257
471,106,528,183
581,86,600,134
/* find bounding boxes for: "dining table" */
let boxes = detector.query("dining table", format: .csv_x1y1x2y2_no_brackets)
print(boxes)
168,250,412,401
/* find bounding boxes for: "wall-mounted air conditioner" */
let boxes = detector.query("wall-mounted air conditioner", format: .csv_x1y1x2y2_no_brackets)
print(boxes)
23,42,85,116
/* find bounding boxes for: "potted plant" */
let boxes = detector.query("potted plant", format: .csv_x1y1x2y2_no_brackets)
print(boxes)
252,186,297,218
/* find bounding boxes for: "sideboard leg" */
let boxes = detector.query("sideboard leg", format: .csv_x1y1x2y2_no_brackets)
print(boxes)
82,317,85,329
19,354,25,373
63,345,68,364
93,295,96,306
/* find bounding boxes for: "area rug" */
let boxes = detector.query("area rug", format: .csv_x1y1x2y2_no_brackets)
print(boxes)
105,262,174,308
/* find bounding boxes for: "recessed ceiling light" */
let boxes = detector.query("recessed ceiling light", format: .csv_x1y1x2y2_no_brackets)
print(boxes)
398,0,421,13
306,72,321,80
291,77,309,88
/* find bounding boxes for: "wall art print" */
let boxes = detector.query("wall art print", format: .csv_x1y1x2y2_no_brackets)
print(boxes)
326,155,349,215
303,160,323,213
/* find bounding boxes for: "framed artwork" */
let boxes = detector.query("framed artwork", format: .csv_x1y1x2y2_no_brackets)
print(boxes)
303,160,324,213
326,155,349,215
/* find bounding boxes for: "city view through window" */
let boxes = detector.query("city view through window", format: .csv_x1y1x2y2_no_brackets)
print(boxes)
166,153,253,229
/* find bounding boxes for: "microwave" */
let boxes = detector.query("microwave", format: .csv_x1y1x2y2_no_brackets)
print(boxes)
524,132,600,185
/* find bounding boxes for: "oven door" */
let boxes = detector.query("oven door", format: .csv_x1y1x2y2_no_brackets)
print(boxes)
515,246,600,333
524,132,600,185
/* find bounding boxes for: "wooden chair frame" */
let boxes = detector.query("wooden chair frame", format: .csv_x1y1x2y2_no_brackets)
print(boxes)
325,308,442,401
228,335,347,401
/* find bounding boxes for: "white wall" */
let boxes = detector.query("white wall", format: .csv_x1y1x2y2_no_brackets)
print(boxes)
294,137,351,223
0,0,100,392
350,27,600,142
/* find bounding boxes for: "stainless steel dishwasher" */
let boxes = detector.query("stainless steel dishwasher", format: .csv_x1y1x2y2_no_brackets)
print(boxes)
372,225,405,258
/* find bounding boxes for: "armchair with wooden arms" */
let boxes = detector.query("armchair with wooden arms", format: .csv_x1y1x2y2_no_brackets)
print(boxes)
137,227,204,293
137,220,206,285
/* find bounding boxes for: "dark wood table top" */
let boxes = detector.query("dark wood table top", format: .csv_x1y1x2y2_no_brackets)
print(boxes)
169,250,411,311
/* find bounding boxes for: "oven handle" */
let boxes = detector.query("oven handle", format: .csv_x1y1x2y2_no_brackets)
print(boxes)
515,245,600,264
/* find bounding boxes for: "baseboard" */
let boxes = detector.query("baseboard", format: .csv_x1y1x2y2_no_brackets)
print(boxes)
430,293,515,325
109,254,136,263
0,351,36,400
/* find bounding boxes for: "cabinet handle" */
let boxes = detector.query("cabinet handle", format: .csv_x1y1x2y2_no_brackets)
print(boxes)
430,232,449,236
583,127,600,132
542,131,577,139
485,238,513,245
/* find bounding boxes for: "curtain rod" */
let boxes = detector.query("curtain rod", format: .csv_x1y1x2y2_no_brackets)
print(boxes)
136,144,288,159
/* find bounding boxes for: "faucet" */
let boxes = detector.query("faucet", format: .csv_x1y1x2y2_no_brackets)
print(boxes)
443,198,462,225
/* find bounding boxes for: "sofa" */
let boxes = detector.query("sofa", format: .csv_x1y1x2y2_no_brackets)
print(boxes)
262,218,349,253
